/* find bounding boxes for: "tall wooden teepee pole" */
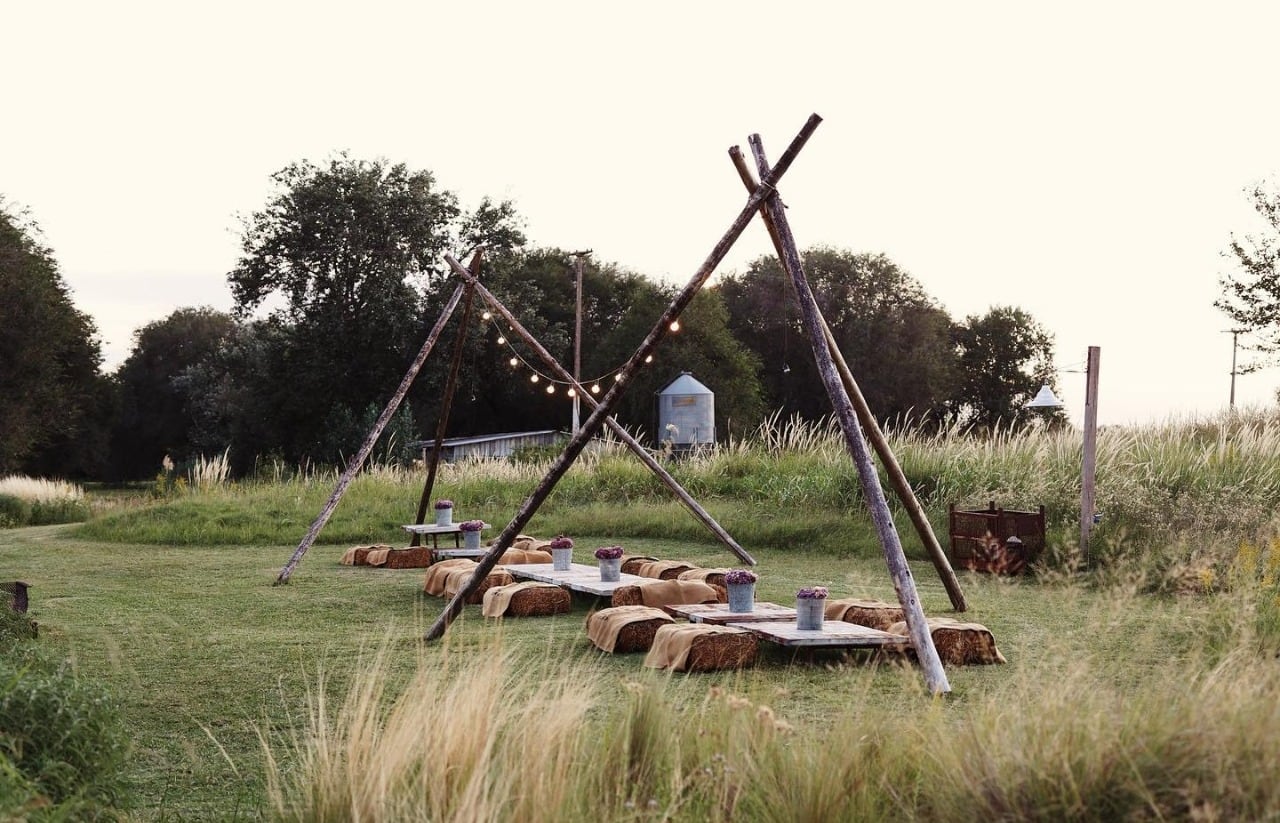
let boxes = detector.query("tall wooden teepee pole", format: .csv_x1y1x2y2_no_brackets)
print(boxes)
747,135,950,694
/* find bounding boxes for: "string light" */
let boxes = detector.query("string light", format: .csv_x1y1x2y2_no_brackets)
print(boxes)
566,388,576,397
591,384,601,394
481,311,492,320
615,374,624,382
530,374,539,383
545,384,555,394
509,357,519,367
644,355,653,363
669,320,680,332
496,336,506,345
488,313,665,397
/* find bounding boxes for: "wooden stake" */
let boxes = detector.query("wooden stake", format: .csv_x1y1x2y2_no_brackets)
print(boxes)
747,134,950,694
450,263,756,565
274,282,468,584
410,253,482,544
424,114,821,641
727,147,966,612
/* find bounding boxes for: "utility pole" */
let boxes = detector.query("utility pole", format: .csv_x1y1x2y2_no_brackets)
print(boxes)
569,250,591,434
1080,346,1100,563
1225,329,1246,409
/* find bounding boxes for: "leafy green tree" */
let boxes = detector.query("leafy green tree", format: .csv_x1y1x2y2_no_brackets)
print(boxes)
720,248,957,425
950,306,1059,429
0,201,110,477
1216,181,1280,368
109,307,236,479
226,155,525,464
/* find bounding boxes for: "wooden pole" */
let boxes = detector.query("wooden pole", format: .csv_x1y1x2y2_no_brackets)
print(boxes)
748,134,950,694
450,262,756,565
274,283,468,584
409,252,482,544
726,147,966,612
1080,345,1100,563
424,114,821,641
571,251,589,434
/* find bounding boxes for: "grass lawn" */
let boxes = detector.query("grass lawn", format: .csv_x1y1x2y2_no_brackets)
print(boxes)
1,517,1240,820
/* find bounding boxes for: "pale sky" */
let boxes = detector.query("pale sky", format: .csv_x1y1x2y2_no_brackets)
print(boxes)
5,1,1280,426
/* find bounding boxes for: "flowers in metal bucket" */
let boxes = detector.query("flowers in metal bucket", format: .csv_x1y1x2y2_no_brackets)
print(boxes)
594,545,624,560
433,499,454,510
549,535,574,549
458,520,485,532
724,569,758,585
796,586,829,599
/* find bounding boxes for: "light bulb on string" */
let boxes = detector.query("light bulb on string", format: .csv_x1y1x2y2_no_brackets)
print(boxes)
615,374,624,382
566,388,576,397
644,355,653,363
591,384,601,394
509,357,519,367
497,336,506,345
546,384,555,394
481,311,492,320
669,320,680,332
530,374,539,384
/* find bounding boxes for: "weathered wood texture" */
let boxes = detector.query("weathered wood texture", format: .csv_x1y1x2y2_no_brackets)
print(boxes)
727,146,965,613
665,602,797,624
502,562,648,597
424,115,822,642
448,265,755,565
274,281,468,584
1080,345,1100,562
732,619,911,648
747,134,950,694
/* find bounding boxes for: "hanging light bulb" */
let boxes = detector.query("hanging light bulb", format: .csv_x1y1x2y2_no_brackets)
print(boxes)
566,388,576,397
669,320,681,332
615,373,624,382
509,357,519,367
591,384,601,394
497,335,506,345
644,354,653,363
545,384,555,394
530,374,539,384
481,311,492,320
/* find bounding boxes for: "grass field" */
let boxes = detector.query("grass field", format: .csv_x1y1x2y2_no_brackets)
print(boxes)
7,414,1280,818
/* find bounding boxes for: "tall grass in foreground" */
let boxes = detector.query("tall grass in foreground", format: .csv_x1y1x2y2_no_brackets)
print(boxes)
262,601,1280,822
0,474,88,527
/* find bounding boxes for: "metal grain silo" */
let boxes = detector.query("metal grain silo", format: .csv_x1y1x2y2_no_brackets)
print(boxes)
656,371,715,449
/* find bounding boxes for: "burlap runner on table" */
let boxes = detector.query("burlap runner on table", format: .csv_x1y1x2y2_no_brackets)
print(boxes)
630,580,719,608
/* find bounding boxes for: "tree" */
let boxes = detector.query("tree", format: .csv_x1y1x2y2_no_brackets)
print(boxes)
226,155,525,464
109,307,236,479
721,248,957,426
950,306,1059,429
0,201,110,477
1216,181,1280,368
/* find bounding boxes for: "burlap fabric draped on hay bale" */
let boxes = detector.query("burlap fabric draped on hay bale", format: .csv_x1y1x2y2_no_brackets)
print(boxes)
498,547,553,564
634,560,698,580
507,536,553,553
383,547,433,569
643,623,757,672
825,598,905,631
677,568,730,587
340,544,393,565
444,566,515,604
423,559,478,595
886,617,1007,665
620,554,659,575
610,579,723,608
482,582,571,618
586,606,674,653
364,548,392,566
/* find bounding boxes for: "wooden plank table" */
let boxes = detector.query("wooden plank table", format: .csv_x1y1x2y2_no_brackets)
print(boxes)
728,620,912,649
665,602,797,625
503,562,648,597
402,522,491,551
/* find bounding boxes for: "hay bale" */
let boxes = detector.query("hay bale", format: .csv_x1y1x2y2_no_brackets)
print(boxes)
423,559,478,595
610,579,721,608
826,598,905,631
444,567,516,604
383,547,434,569
482,582,571,617
365,548,391,566
886,618,1007,666
340,544,392,565
643,623,757,672
620,554,659,575
499,547,553,564
677,568,730,587
586,606,674,653
635,560,697,580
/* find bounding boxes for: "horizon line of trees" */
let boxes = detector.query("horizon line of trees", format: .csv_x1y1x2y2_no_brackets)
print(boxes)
2,156,1063,481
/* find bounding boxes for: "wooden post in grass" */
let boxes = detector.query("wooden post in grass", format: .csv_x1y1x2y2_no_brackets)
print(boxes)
449,260,756,565
727,147,967,613
424,114,822,641
274,278,470,585
410,253,481,545
747,135,950,694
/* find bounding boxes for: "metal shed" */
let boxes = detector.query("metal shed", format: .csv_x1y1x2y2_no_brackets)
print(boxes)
656,371,715,449
410,430,564,463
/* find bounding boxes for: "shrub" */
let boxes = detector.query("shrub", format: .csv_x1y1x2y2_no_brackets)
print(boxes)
0,494,31,528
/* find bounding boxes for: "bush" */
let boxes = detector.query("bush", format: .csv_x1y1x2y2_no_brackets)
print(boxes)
0,494,31,529
0,649,130,812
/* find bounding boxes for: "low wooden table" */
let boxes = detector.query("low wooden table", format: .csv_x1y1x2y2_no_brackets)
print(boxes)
665,602,797,625
402,522,491,551
503,562,648,597
728,620,911,649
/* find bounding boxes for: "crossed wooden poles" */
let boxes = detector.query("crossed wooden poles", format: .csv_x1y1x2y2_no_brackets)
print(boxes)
275,113,961,694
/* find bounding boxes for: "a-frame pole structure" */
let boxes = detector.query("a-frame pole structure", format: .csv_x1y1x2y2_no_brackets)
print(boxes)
409,253,481,544
727,148,967,613
424,114,822,641
746,134,950,694
448,263,756,565
275,277,471,584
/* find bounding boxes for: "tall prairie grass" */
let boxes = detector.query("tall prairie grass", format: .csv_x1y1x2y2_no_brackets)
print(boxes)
0,474,89,527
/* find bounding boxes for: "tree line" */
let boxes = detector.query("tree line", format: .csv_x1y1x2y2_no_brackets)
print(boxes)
1,157,1061,481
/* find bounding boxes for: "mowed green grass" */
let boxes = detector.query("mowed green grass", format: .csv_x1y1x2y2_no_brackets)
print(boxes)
2,515,1244,820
